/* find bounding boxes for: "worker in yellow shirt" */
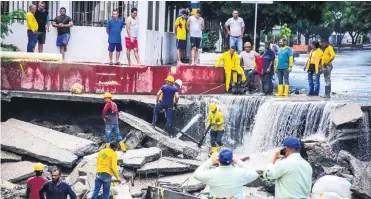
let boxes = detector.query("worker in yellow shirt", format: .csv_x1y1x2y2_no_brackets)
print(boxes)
320,39,336,98
26,4,38,52
304,41,323,96
207,103,225,155
175,10,188,65
215,46,246,92
91,141,121,199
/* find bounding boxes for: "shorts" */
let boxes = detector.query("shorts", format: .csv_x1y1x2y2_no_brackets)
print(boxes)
190,37,201,49
108,43,122,52
36,32,46,44
125,37,138,49
56,33,70,46
177,39,186,49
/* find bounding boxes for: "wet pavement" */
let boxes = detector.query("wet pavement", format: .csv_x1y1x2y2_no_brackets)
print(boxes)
290,50,371,97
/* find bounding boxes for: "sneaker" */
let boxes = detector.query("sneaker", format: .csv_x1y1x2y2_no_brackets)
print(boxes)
109,62,113,65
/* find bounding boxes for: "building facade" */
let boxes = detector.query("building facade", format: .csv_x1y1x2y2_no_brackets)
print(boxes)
2,1,183,65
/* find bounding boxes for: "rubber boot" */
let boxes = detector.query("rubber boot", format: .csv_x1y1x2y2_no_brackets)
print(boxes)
218,145,225,151
106,143,110,148
209,147,218,157
321,86,331,98
283,85,289,97
275,85,283,97
119,141,127,152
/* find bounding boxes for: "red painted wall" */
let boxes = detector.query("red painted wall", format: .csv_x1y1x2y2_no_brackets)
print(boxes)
1,62,226,94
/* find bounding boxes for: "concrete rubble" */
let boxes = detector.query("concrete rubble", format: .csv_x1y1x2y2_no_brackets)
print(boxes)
124,128,146,150
118,147,161,168
137,158,194,175
1,119,98,168
1,150,22,162
119,111,200,159
331,104,364,127
1,161,35,183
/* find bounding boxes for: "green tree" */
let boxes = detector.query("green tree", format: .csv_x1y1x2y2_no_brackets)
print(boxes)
1,10,26,39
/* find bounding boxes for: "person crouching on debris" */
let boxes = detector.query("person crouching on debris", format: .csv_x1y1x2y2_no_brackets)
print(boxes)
152,76,179,136
26,163,47,199
215,46,246,92
91,141,121,199
207,103,225,155
194,148,259,199
102,93,127,151
263,136,312,199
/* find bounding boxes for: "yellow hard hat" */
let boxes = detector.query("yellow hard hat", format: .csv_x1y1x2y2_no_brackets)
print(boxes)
165,76,174,83
103,93,112,99
209,103,217,111
34,163,44,171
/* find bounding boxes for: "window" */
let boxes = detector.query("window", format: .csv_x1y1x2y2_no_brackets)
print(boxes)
154,1,159,31
1,1,9,14
147,1,153,30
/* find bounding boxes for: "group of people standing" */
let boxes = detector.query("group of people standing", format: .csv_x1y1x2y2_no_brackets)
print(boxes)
25,2,142,65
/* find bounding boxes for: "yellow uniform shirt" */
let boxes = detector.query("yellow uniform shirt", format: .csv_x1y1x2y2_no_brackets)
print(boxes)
306,48,324,74
96,148,120,181
26,12,38,32
175,17,187,40
322,45,336,65
207,110,224,131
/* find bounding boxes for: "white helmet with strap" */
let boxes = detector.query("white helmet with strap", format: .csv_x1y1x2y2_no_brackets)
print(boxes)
175,79,183,88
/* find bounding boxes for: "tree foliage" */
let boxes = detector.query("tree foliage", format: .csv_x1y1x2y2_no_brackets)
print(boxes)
1,10,26,39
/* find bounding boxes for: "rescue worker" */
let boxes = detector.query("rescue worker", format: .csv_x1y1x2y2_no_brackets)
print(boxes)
39,168,77,199
26,163,48,199
194,148,259,199
215,46,246,92
275,38,293,97
159,79,183,124
321,39,336,98
207,103,225,155
263,136,312,199
304,41,323,96
102,93,127,151
91,141,121,199
152,76,179,136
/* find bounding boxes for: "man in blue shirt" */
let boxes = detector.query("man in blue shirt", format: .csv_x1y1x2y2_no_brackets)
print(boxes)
275,38,293,97
152,76,179,136
106,9,125,65
39,168,76,199
262,42,276,95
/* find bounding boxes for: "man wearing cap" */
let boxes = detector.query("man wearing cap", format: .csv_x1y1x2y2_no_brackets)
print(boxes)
263,136,312,199
152,76,179,135
26,163,48,199
194,148,259,199
102,92,127,151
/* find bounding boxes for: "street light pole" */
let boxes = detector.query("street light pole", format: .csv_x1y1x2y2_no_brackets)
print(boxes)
253,3,258,51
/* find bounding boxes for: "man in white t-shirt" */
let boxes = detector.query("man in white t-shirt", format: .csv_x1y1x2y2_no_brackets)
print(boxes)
225,11,245,54
187,9,205,66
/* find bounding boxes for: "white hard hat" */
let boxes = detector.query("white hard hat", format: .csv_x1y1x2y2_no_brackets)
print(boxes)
175,79,183,88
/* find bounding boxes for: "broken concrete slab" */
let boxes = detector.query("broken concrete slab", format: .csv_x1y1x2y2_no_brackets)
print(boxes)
162,157,202,170
119,112,199,159
1,150,22,162
0,179,16,190
66,152,97,188
244,187,274,199
1,119,98,168
137,158,193,175
124,129,146,150
111,183,133,199
1,161,35,183
118,147,161,169
157,173,205,193
332,104,363,127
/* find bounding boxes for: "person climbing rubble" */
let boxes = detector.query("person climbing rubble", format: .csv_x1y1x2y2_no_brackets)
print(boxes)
194,148,259,199
159,79,183,128
91,141,121,199
25,163,47,199
102,92,127,151
215,46,246,93
152,76,179,136
207,103,225,155
263,136,312,199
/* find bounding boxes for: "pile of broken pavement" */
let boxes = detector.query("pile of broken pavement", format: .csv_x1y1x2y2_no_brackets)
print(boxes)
1,110,371,199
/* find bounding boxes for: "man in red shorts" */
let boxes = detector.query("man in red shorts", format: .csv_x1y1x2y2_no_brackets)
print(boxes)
126,8,142,66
